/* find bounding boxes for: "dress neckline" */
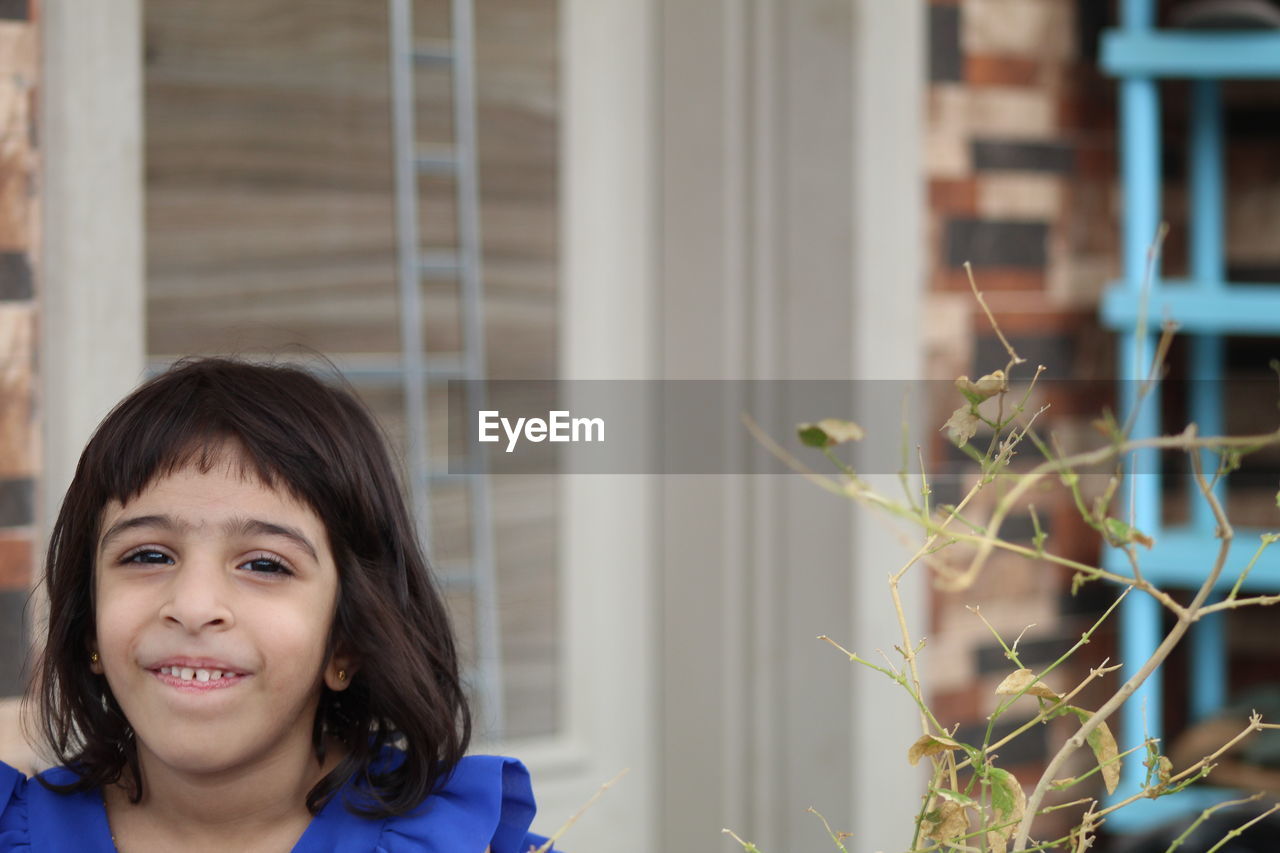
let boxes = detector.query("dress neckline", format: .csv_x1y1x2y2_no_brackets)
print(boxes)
28,763,384,852
92,770,387,853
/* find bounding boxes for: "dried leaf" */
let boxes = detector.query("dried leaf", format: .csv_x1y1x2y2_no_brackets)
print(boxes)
986,767,1026,840
944,406,980,447
922,798,970,844
1068,706,1121,795
995,668,1059,700
907,733,962,766
956,370,1007,403
797,418,864,448
1090,721,1121,795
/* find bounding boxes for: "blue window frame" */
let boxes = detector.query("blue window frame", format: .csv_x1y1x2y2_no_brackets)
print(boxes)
1098,0,1280,832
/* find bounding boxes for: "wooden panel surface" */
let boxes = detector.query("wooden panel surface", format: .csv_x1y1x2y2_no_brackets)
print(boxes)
145,0,557,377
144,0,560,737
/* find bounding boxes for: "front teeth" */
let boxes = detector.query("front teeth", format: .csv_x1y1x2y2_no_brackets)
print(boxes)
159,666,227,681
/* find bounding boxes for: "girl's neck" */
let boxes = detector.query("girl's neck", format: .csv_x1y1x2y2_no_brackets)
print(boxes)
104,737,347,853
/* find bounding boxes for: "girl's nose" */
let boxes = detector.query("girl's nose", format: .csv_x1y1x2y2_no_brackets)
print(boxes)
158,559,235,632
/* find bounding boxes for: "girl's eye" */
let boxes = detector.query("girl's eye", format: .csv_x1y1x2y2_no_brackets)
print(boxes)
240,555,293,576
122,549,173,565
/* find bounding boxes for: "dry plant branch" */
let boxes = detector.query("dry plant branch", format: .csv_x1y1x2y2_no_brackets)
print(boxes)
729,251,1280,853
531,769,630,853
1010,426,1238,849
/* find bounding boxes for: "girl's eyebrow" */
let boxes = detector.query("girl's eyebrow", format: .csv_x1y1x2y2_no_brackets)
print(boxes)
99,514,180,552
229,517,319,561
98,514,320,561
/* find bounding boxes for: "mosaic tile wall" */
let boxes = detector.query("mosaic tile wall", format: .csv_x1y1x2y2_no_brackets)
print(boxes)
924,0,1129,796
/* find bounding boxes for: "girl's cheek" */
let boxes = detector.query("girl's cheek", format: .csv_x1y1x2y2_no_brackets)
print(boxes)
95,584,148,648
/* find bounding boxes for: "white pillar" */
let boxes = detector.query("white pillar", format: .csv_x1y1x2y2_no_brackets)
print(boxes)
657,1,925,849
524,0,659,849
849,1,927,848
40,0,147,533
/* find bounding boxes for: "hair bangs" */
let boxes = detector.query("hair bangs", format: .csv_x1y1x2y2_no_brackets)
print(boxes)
81,374,316,515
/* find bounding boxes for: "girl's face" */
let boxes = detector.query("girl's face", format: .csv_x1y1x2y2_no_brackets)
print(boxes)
92,457,350,781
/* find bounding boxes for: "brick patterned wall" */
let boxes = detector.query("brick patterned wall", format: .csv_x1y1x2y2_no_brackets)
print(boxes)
0,0,37,768
923,0,1122,806
925,0,1280,822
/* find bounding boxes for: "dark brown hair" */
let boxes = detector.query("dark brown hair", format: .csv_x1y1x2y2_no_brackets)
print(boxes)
29,356,471,815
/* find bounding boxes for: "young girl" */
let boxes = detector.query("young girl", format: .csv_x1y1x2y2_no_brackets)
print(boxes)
0,358,558,852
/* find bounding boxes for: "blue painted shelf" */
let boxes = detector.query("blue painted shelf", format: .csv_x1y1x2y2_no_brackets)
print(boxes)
1103,31,1280,78
1102,528,1280,591
1101,283,1280,334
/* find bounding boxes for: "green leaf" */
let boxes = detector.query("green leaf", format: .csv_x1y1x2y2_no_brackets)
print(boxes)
798,425,830,448
934,788,978,808
1103,517,1154,549
986,767,1026,839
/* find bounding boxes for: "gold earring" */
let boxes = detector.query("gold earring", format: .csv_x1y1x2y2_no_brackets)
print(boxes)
90,652,99,665
337,669,347,682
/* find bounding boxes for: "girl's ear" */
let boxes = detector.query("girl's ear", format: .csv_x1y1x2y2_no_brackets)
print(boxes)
324,655,358,692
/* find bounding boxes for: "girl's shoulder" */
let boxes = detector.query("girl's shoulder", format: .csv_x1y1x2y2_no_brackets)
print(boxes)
1,755,558,853
316,752,557,853
1,761,118,852
0,760,29,849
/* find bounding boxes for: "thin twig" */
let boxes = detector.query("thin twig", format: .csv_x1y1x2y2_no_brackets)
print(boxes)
1013,429,1236,849
1203,803,1280,853
532,769,629,853
965,261,1025,369
1163,792,1264,851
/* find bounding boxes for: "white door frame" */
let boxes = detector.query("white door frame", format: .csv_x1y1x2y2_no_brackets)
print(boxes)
653,1,925,850
514,0,659,849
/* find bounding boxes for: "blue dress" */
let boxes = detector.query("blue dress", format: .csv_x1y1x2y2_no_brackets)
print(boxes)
0,754,557,852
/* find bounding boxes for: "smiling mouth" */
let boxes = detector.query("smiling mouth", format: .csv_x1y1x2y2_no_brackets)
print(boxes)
151,666,249,691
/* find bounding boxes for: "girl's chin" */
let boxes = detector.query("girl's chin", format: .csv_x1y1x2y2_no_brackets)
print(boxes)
134,722,331,778
135,733,284,778
145,746,257,777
